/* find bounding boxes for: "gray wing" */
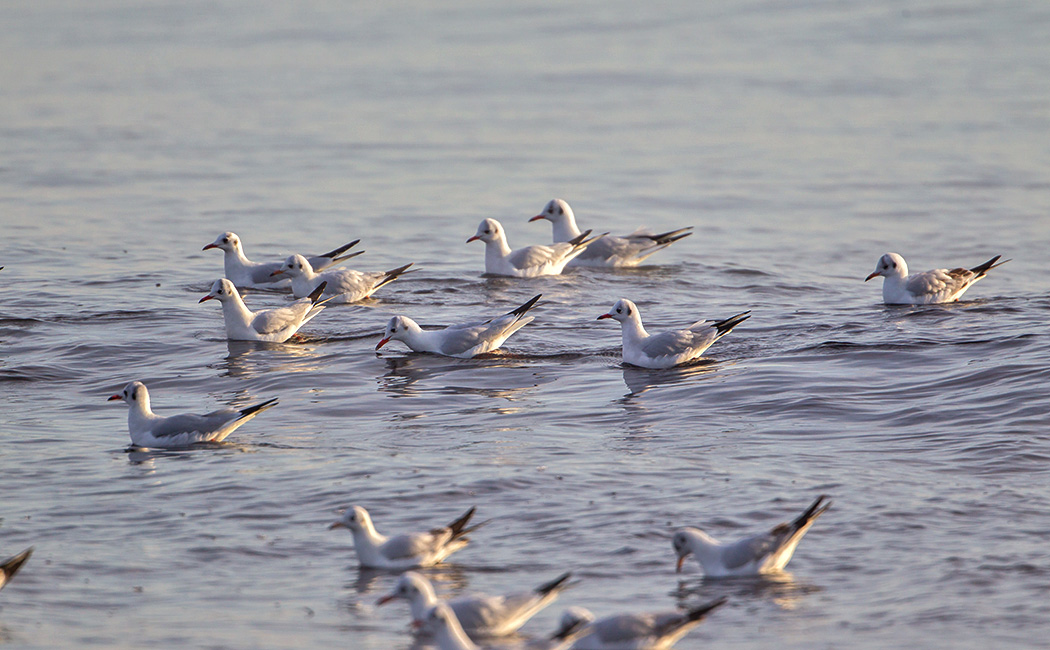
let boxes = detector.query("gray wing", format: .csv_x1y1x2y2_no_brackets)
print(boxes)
639,328,715,358
380,529,452,560
508,243,568,269
719,531,780,569
435,323,491,356
590,613,660,643
247,261,283,285
905,268,970,296
250,299,312,335
149,409,239,437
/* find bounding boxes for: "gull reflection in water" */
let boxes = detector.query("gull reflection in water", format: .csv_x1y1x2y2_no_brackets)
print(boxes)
377,354,553,401
674,571,821,611
620,359,722,397
217,339,324,378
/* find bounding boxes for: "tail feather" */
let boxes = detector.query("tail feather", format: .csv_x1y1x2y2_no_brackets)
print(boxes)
535,571,572,597
306,281,329,304
446,506,477,538
567,229,606,249
1,547,33,584
684,596,728,623
238,397,279,420
713,311,751,337
969,255,1009,277
318,239,361,261
791,495,832,532
373,263,414,291
508,294,542,319
647,227,693,245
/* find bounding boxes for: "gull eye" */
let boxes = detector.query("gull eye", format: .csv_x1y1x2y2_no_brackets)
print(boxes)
616,308,622,313
222,238,228,243
891,262,897,268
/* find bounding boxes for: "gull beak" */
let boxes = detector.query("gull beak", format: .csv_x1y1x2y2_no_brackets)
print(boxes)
411,619,425,630
466,235,480,243
597,313,613,320
328,521,345,530
270,269,285,277
202,243,218,251
676,555,686,573
108,394,122,401
864,271,880,282
376,337,390,350
528,214,545,222
199,295,214,303
376,594,396,606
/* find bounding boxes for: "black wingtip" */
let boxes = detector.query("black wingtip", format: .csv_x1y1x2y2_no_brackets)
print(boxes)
649,226,694,244
447,506,477,538
508,294,542,318
1,547,33,581
686,596,728,622
307,281,329,304
792,494,832,530
714,311,751,336
970,255,1009,276
239,397,279,419
535,571,573,596
319,239,361,260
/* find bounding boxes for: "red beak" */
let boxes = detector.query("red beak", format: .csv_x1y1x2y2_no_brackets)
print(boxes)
199,295,213,303
202,243,218,251
270,269,284,277
466,235,480,243
528,214,545,222
676,556,686,573
376,594,395,606
864,271,880,282
597,314,613,320
375,337,390,350
108,394,122,401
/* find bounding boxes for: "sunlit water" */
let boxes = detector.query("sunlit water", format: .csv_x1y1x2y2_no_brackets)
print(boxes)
2,1,1050,648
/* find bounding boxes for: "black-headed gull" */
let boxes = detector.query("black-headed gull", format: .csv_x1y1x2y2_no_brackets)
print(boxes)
199,278,331,342
202,231,362,288
426,602,582,650
597,299,750,369
329,505,481,570
0,547,33,591
108,381,278,449
555,597,727,650
467,218,601,278
865,252,1007,305
376,295,541,358
672,495,831,577
271,254,413,304
530,199,692,268
378,570,572,637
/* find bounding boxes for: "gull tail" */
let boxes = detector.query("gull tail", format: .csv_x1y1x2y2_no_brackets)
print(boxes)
567,229,606,250
684,596,728,623
790,494,832,533
306,281,329,304
444,506,489,540
373,263,415,292
713,311,751,337
238,397,279,421
1,547,33,587
319,239,362,263
535,571,573,597
646,226,693,245
969,255,1009,278
508,294,542,320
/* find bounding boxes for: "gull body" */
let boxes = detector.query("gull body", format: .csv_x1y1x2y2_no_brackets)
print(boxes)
0,548,33,591
108,381,278,449
329,505,480,570
272,254,412,304
597,299,750,369
865,252,1007,305
673,495,831,577
530,199,692,268
202,231,361,288
427,603,582,650
467,218,601,278
376,295,541,358
199,278,330,342
378,570,572,638
557,597,727,650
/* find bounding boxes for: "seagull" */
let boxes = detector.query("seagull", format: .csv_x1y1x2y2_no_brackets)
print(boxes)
271,254,413,303
554,597,727,650
376,295,541,358
467,218,602,278
865,252,1008,304
202,231,362,288
108,381,278,449
199,278,331,342
672,495,831,577
377,570,573,637
597,299,750,369
0,548,33,591
426,602,583,650
329,505,481,570
530,199,692,268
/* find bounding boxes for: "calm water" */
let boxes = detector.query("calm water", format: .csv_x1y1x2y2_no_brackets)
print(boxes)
2,1,1050,648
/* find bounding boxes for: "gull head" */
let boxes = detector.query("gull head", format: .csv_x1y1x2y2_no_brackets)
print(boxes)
376,571,433,613
672,529,696,573
329,505,372,533
376,315,419,350
199,278,238,304
866,252,908,281
108,381,150,408
272,254,313,279
597,298,639,323
466,218,504,244
555,607,595,638
529,198,573,224
203,231,241,253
